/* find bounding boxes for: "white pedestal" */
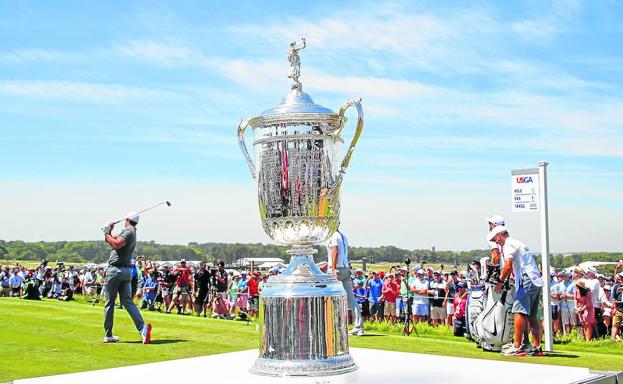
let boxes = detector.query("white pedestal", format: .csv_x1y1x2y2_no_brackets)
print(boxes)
14,347,615,384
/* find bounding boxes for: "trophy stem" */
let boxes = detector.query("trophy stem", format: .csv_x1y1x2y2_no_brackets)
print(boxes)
250,245,357,377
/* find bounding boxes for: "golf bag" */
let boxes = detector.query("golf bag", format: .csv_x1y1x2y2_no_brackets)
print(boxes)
464,284,486,342
474,283,516,352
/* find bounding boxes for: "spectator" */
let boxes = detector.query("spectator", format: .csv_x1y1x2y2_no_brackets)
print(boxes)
194,261,211,317
237,272,250,313
367,272,383,322
211,292,231,319
550,272,562,335
9,268,24,297
247,271,261,318
159,265,175,313
586,268,606,338
0,266,11,297
168,259,192,315
574,279,595,341
444,271,459,327
228,274,240,315
559,272,577,335
429,271,446,327
140,272,158,311
410,269,431,324
602,284,614,332
453,282,468,336
83,268,98,303
381,274,399,324
354,281,369,321
611,277,623,341
215,261,228,295
353,269,366,288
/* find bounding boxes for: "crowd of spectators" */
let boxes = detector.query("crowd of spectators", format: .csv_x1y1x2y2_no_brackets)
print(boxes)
2,258,622,342
0,257,276,321
347,260,623,342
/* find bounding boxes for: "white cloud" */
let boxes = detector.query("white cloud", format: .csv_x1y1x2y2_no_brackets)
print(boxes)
111,40,202,66
0,80,183,103
0,48,84,64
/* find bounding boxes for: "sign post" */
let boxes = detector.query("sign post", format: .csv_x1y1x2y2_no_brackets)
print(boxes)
511,162,553,352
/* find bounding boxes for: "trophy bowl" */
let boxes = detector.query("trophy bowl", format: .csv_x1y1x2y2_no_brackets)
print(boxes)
237,38,363,377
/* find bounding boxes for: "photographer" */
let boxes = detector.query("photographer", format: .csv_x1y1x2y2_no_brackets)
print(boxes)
211,292,231,319
168,259,192,315
140,271,158,311
215,261,228,295
9,268,24,297
194,261,211,317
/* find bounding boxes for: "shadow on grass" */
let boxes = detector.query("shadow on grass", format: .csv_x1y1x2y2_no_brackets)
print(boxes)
540,352,580,359
121,339,188,345
353,334,384,337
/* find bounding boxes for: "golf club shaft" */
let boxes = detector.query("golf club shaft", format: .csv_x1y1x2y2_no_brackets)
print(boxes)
112,201,171,224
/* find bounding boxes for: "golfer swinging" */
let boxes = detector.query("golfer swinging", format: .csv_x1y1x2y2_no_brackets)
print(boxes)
102,212,152,344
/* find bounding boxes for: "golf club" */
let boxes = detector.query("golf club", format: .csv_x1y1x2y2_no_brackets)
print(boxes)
101,201,172,233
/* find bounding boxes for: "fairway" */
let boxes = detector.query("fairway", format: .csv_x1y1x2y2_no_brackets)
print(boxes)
1,298,622,383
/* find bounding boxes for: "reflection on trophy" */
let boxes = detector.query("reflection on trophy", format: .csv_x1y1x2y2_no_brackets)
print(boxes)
237,38,364,377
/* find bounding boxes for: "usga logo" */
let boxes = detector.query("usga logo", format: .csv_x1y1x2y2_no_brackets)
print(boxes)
516,176,534,183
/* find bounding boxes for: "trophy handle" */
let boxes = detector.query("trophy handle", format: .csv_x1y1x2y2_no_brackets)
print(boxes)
336,98,364,182
237,117,257,180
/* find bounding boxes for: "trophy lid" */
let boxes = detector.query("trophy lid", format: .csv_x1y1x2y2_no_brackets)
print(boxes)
260,87,334,116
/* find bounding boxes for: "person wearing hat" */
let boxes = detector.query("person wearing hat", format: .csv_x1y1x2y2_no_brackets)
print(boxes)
559,272,578,335
489,226,543,356
574,279,595,341
381,273,399,324
585,267,606,338
168,259,192,315
247,271,261,318
410,269,432,324
353,268,366,288
194,261,211,317
444,271,459,326
429,271,446,327
366,271,383,322
103,212,151,344
326,229,364,336
452,282,468,336
486,215,505,266
550,272,562,335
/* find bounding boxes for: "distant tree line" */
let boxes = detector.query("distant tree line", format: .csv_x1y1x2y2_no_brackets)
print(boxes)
0,240,620,269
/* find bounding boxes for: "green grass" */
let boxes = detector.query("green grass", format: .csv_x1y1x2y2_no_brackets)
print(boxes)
1,298,622,383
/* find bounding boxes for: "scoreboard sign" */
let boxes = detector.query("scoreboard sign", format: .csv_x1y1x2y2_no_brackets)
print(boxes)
511,168,539,212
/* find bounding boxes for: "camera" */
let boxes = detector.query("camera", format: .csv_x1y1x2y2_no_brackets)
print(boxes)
404,258,411,266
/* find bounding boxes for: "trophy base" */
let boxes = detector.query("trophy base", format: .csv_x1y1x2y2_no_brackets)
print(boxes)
250,249,357,377
250,355,357,377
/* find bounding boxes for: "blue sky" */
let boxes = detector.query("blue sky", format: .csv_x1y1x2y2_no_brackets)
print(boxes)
0,1,622,252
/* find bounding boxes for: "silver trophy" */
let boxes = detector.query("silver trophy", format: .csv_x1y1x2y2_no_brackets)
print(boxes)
237,38,364,377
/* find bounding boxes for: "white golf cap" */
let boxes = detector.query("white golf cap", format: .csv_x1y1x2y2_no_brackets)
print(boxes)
126,211,140,223
487,225,508,241
486,214,505,226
